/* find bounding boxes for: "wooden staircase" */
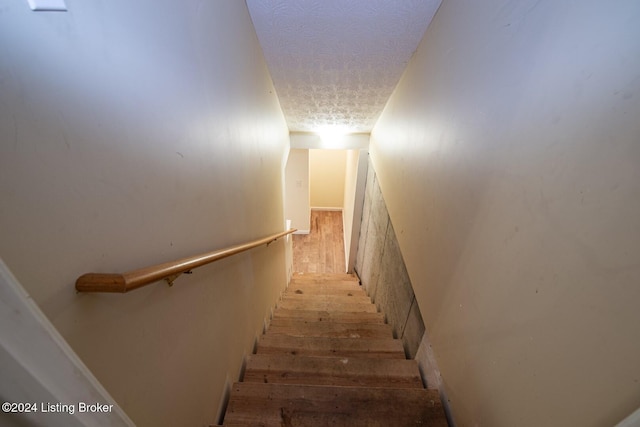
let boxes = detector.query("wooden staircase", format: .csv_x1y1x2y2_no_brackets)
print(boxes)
222,273,448,426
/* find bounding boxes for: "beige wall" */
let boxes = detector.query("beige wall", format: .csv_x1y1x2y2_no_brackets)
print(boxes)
285,149,311,233
310,149,347,208
0,1,289,426
370,1,640,426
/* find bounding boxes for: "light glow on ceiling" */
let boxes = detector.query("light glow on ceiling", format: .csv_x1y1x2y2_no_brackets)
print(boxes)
317,126,350,149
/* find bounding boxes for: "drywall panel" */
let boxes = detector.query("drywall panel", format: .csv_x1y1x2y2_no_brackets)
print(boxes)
285,149,311,233
309,149,347,209
343,149,369,272
370,0,640,426
0,1,289,426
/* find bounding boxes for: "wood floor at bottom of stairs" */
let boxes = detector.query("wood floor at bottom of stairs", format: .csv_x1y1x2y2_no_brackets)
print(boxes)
223,382,447,427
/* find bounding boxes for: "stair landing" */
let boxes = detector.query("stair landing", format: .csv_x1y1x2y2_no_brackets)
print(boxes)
222,273,448,426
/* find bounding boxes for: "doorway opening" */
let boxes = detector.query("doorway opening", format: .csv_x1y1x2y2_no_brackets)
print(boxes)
285,137,369,274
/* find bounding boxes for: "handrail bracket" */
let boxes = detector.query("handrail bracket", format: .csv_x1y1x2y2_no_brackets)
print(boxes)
164,270,193,287
164,273,180,287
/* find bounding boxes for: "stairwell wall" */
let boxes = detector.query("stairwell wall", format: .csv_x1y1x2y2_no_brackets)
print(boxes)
0,1,289,426
369,1,640,426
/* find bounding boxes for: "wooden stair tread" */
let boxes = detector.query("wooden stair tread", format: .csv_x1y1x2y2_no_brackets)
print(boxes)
267,319,392,339
244,354,423,388
256,335,406,359
282,293,371,304
289,279,362,287
278,299,377,313
223,383,447,427
272,309,385,324
288,281,362,290
292,273,359,282
286,285,366,297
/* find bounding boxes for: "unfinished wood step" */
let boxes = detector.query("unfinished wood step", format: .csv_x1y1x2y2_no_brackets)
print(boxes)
286,285,366,297
289,278,361,287
288,280,362,289
272,309,385,324
256,335,406,359
277,298,377,313
267,319,392,339
292,273,358,282
223,383,447,427
243,354,423,388
282,293,371,305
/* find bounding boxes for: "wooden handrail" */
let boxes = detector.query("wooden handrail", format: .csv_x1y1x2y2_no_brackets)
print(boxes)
76,229,297,293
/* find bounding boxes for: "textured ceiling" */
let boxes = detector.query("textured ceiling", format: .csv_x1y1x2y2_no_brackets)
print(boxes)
246,0,441,133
